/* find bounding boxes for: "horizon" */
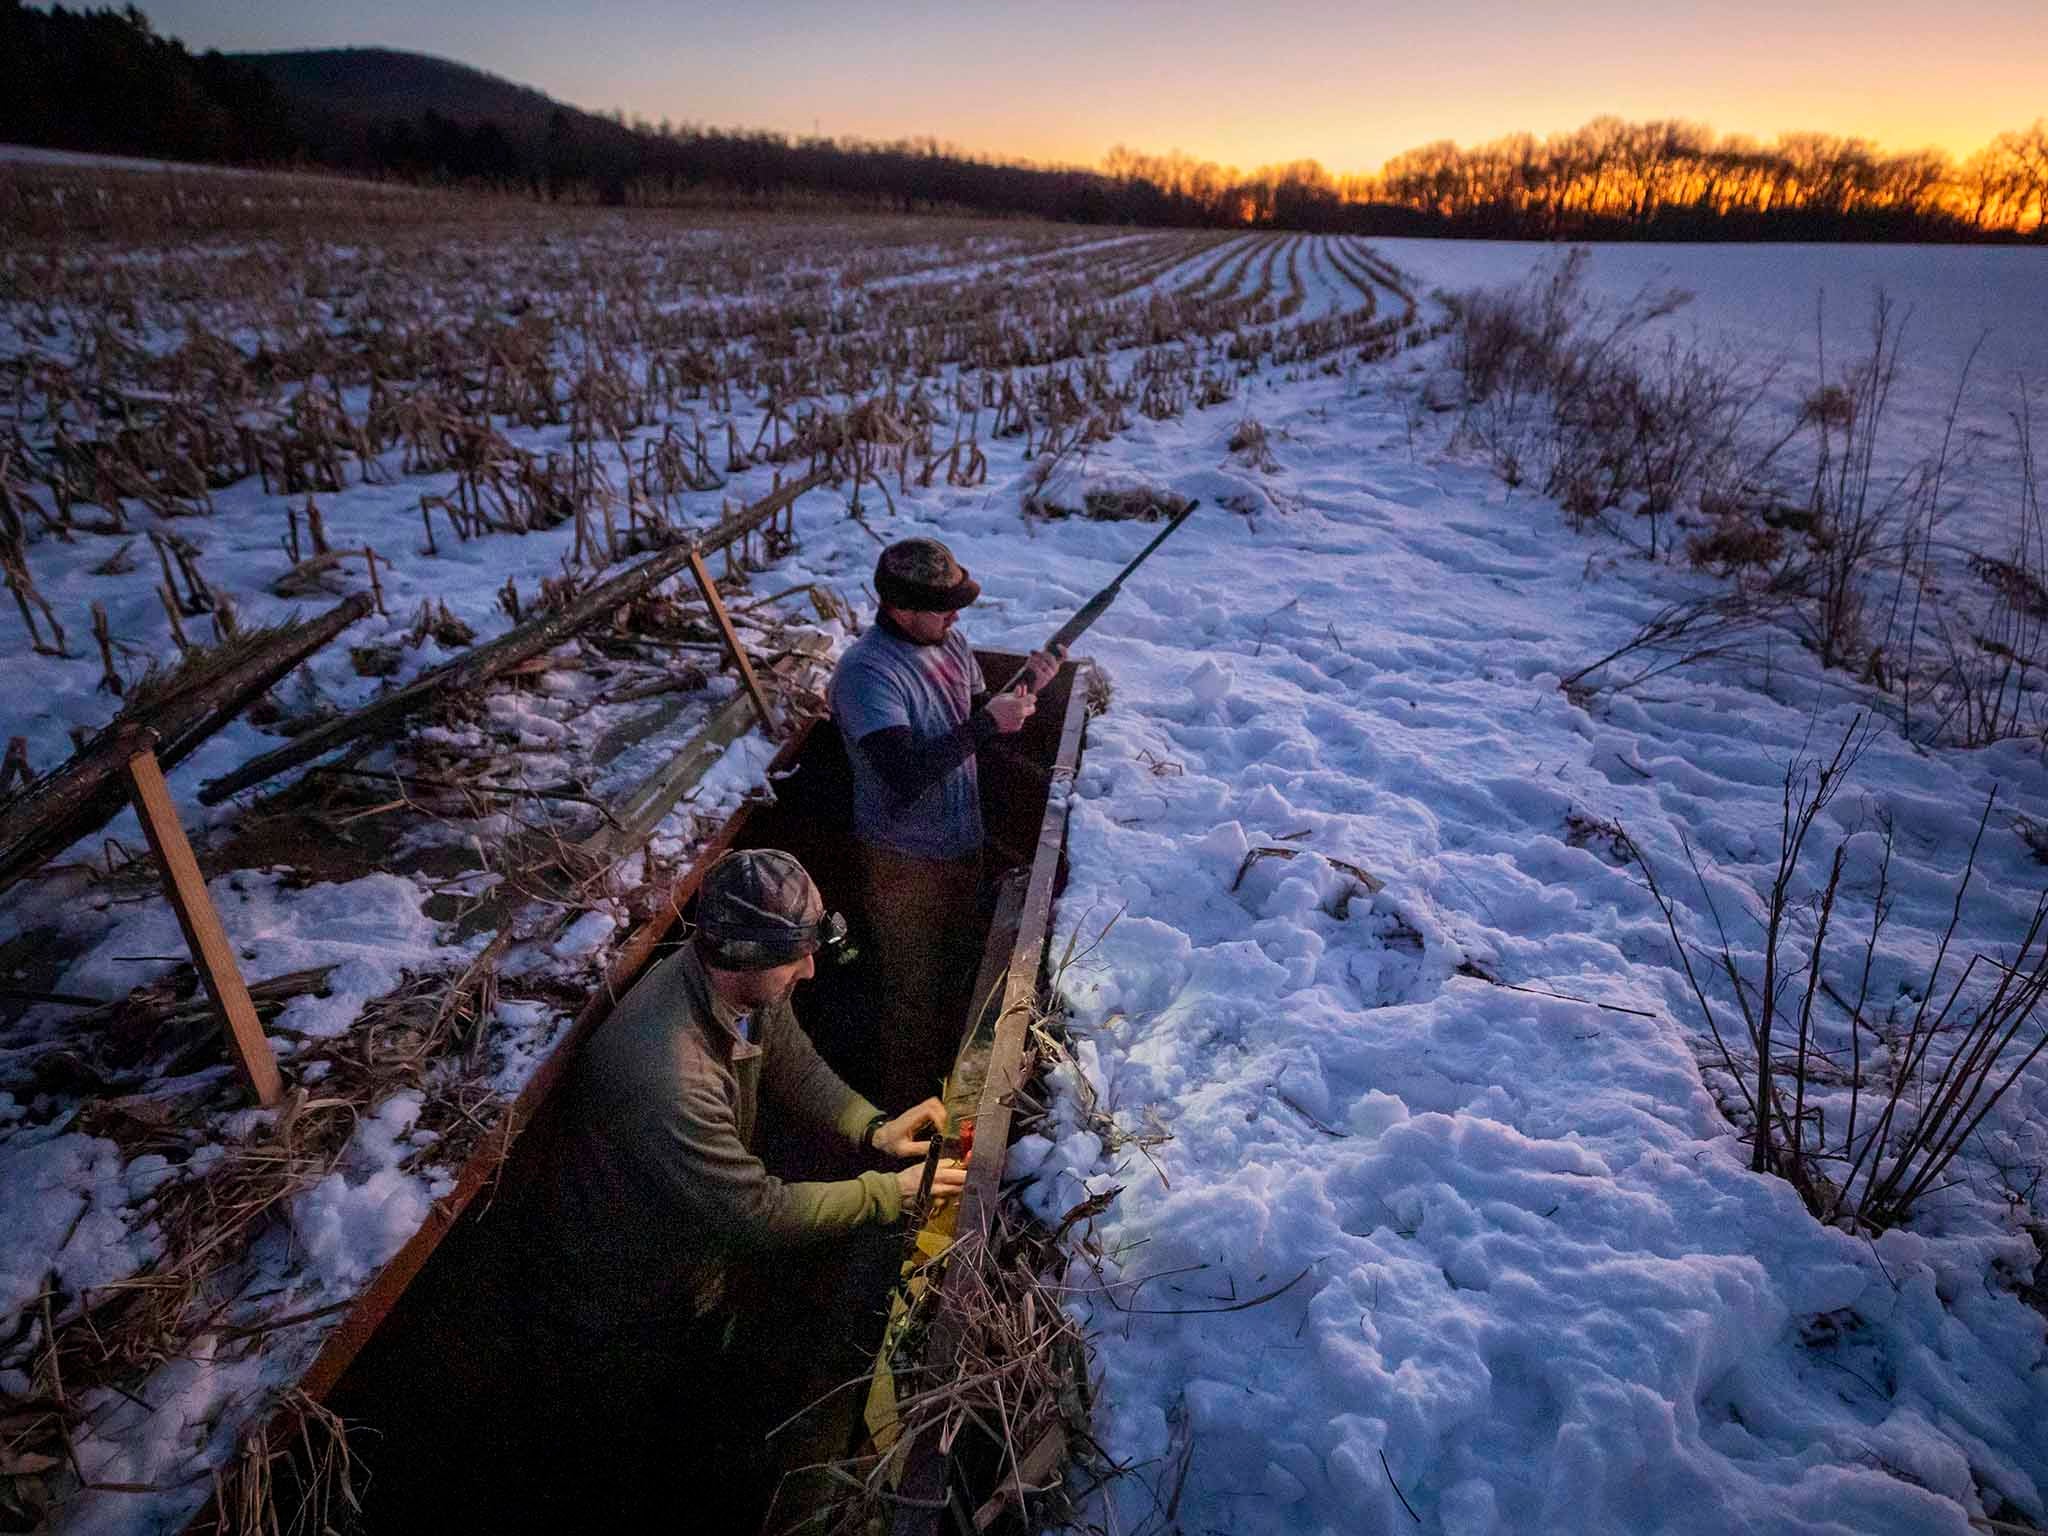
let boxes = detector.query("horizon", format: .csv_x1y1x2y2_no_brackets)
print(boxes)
131,0,2047,177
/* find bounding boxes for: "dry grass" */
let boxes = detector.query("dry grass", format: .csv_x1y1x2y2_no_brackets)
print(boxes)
1227,415,1280,473
775,1207,1094,1536
197,1390,364,1536
5,947,518,1528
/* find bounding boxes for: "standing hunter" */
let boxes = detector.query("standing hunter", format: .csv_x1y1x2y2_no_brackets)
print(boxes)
830,538,1060,1108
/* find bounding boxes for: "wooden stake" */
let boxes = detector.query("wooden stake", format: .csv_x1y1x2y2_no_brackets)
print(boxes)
122,737,283,1107
200,470,827,804
685,546,781,737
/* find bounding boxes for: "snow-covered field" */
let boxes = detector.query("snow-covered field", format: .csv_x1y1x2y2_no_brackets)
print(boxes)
2,167,2045,1534
1000,243,2048,1534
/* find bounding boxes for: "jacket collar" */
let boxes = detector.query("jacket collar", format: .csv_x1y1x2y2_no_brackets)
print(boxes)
676,943,765,1062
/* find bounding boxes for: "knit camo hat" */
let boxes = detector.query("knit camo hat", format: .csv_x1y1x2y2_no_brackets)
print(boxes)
691,849,846,971
875,538,981,612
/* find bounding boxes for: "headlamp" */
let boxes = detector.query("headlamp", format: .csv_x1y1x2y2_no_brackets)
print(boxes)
693,909,849,955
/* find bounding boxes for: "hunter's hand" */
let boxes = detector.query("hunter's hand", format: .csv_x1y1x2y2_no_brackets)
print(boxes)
984,687,1037,734
874,1097,948,1160
896,1158,968,1205
1019,645,1064,693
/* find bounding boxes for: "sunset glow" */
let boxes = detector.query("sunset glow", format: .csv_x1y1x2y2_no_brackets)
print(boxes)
136,0,2048,181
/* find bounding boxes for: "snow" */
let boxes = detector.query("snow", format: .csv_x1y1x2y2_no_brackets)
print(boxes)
294,1092,435,1292
1375,237,2048,386
0,1132,152,1324
59,870,452,1038
989,242,2048,1533
2,204,2045,1534
547,908,619,962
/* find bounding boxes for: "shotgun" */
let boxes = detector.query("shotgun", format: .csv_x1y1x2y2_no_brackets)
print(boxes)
996,499,1199,694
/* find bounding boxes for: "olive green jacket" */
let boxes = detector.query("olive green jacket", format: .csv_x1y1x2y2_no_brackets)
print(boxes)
521,944,900,1337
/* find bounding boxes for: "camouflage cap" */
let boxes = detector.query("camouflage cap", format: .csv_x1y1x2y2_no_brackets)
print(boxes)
875,538,981,612
692,849,837,971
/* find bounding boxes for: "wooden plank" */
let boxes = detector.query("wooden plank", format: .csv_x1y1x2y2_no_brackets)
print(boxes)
957,660,1091,1230
945,869,1030,1128
0,592,373,892
122,740,283,1107
199,469,828,805
685,545,781,738
888,660,1092,1536
594,633,827,860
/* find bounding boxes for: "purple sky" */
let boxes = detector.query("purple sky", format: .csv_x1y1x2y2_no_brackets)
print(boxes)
140,0,2047,173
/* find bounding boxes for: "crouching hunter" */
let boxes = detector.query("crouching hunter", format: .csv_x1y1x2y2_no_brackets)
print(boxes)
397,848,966,1527
829,538,1060,1109
525,845,963,1335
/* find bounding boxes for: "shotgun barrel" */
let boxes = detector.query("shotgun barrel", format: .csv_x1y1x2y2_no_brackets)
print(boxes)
998,499,1199,694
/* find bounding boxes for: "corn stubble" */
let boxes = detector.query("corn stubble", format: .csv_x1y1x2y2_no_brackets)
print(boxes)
1,165,1433,1531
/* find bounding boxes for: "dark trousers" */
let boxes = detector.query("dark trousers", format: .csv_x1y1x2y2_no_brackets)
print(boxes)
855,841,983,1112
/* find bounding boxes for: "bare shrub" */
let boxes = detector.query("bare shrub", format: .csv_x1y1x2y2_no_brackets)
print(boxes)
1447,249,1779,557
1628,719,2048,1230
1779,294,1915,673
1448,248,1592,406
1918,385,2047,745
1546,332,1778,556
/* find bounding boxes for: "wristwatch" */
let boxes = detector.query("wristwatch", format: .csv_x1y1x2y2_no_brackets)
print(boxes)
860,1111,890,1152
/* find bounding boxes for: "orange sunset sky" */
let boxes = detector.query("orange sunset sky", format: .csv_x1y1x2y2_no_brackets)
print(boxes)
140,0,2046,174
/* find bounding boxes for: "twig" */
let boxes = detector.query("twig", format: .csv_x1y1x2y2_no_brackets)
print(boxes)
214,1296,358,1342
1101,1262,1314,1316
1381,1448,1421,1524
1275,1091,1350,1138
1479,977,1657,1020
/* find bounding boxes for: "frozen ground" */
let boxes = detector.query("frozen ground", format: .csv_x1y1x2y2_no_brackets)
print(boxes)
1,200,2045,1533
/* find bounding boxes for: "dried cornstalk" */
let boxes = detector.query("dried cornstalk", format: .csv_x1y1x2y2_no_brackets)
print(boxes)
782,1208,1091,1536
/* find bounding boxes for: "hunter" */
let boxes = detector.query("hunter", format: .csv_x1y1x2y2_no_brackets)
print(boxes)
829,537,1060,1108
376,848,966,1526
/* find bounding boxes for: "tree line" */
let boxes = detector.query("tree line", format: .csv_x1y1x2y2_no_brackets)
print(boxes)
1368,117,2048,239
0,1,295,165
4,2,2042,241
